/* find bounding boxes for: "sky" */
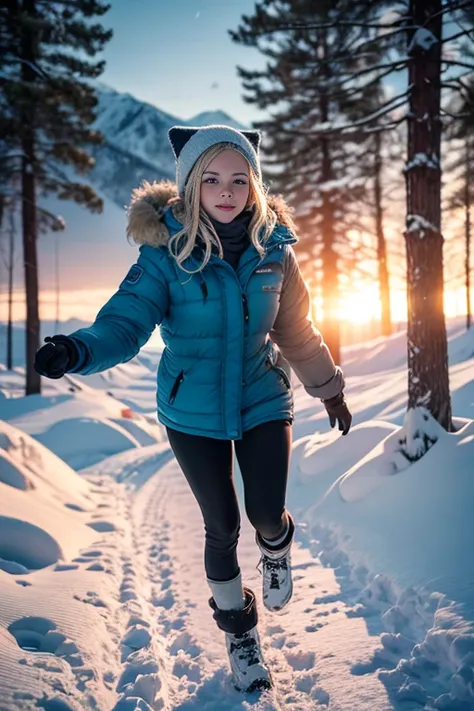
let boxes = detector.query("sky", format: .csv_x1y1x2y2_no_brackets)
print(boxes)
99,0,266,126
1,2,470,329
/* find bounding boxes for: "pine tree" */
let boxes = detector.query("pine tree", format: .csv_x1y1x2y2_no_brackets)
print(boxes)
372,130,392,336
444,77,474,331
233,0,474,435
1,0,112,394
403,0,451,429
231,0,397,364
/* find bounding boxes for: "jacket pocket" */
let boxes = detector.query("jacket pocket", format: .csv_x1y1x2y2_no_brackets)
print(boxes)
169,370,185,404
272,365,291,390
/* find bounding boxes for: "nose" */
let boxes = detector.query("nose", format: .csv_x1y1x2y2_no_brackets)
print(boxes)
220,187,233,198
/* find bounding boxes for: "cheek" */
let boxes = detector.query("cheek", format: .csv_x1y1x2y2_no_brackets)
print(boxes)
200,185,213,206
238,186,250,205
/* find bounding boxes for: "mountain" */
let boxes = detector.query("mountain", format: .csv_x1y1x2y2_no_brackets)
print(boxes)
88,86,247,211
2,87,247,299
186,110,245,130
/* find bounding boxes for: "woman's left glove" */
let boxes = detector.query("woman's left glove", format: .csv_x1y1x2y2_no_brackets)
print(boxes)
322,392,352,436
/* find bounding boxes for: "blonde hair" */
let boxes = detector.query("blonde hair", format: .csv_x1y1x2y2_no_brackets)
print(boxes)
168,142,277,273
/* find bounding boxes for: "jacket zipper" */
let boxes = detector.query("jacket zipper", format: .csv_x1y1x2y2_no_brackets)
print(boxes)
209,242,287,437
169,370,184,404
242,293,249,324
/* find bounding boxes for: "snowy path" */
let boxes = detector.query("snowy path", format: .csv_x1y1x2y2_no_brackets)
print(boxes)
4,324,474,709
92,444,394,711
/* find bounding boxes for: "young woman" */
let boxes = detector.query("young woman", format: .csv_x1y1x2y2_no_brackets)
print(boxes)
35,125,352,693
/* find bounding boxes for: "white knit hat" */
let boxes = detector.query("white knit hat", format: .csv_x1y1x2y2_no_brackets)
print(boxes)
168,124,262,196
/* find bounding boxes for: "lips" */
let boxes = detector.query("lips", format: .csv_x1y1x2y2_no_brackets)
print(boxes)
216,205,235,211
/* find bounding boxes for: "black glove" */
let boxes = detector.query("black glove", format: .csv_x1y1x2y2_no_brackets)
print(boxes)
322,391,352,436
34,335,79,379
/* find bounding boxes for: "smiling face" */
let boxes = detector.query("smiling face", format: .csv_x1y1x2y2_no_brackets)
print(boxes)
199,148,251,223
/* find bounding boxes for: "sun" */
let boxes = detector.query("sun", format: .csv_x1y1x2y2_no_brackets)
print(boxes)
338,283,382,324
313,283,385,324
312,282,468,327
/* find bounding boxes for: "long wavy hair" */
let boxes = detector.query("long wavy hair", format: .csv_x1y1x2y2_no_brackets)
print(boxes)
168,142,277,273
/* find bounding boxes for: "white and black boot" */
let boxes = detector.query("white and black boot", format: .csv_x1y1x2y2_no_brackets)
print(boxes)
209,587,272,692
256,513,295,612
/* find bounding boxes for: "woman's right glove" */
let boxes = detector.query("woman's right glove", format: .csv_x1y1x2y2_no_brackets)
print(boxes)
322,391,352,436
34,336,79,379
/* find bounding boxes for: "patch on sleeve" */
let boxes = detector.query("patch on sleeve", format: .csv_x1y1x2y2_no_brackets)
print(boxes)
124,264,144,285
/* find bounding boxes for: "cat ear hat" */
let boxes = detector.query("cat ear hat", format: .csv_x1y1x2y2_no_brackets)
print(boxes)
168,124,262,196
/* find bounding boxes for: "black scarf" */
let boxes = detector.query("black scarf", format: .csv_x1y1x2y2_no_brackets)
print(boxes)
210,209,253,270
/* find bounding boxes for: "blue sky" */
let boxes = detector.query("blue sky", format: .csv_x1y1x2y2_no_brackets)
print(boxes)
99,0,265,126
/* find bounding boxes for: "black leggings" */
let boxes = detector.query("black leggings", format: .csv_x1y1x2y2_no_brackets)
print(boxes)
166,419,292,582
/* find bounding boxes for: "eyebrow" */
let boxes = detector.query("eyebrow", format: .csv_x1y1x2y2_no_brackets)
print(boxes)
203,171,249,176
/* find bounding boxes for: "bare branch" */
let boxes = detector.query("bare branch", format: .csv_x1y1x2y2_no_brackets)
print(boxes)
441,59,474,71
443,29,474,44
2,54,52,82
251,19,413,35
291,93,410,136
335,60,409,93
440,107,470,119
429,1,473,22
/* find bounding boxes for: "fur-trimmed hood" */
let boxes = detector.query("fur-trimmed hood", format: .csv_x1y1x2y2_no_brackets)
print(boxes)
126,179,296,248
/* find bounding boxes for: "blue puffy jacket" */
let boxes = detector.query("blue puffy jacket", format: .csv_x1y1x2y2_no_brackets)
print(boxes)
67,181,343,439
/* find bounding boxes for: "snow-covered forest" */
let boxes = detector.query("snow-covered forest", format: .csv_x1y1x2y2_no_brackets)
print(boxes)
1,1,474,709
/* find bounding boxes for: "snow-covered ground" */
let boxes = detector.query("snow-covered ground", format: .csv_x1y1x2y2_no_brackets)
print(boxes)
0,322,473,710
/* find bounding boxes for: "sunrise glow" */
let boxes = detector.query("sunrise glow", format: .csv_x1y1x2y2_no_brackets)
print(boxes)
1,284,472,330
313,285,472,326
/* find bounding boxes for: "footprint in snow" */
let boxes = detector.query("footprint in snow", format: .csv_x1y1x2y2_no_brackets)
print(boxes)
86,562,105,571
120,585,138,603
313,593,340,604
172,656,202,682
8,617,89,691
35,694,82,710
169,631,201,659
305,623,324,633
87,520,116,533
73,591,108,609
266,625,284,635
152,588,175,609
271,635,286,650
285,649,316,671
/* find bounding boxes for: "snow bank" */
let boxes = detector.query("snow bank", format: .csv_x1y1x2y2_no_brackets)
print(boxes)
1,369,163,469
291,406,474,710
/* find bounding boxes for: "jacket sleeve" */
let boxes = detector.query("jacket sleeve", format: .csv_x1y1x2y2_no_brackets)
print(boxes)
66,245,169,376
270,246,345,399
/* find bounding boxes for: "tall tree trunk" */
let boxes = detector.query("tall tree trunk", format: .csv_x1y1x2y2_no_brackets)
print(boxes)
465,138,471,331
20,0,41,394
404,0,451,430
0,195,5,234
7,204,15,370
320,142,340,364
374,131,392,336
54,232,60,332
318,33,340,364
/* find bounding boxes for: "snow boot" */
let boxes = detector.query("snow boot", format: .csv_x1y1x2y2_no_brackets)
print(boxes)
256,513,295,612
209,586,272,692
